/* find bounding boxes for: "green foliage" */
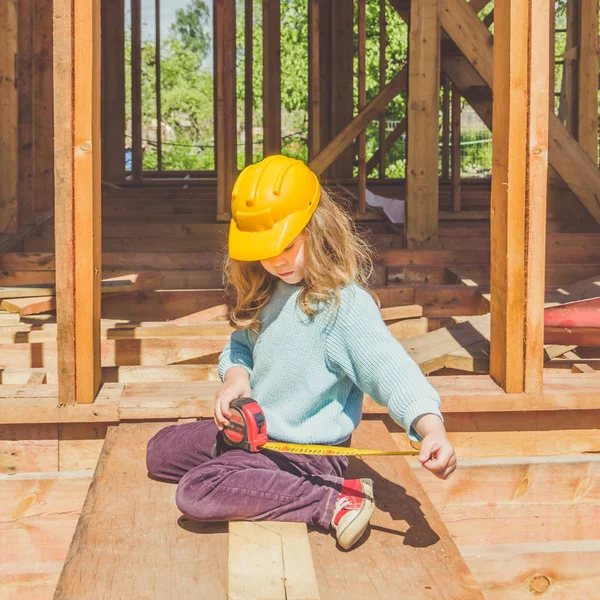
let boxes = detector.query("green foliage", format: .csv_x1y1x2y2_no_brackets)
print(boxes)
171,0,212,59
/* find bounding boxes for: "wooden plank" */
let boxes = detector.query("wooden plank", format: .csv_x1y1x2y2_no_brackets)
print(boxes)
578,0,599,162
329,0,354,177
357,0,367,212
53,0,102,405
309,420,484,599
33,0,54,213
441,74,450,179
451,85,461,211
101,0,125,181
380,304,423,321
244,0,253,165
0,0,18,233
489,0,549,393
130,0,142,180
229,522,319,600
378,0,387,179
17,0,35,226
309,66,408,176
406,0,440,249
308,0,320,161
215,0,237,218
262,0,281,156
53,423,229,599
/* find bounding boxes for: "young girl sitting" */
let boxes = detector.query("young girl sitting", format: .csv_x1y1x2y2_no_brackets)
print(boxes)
146,155,456,550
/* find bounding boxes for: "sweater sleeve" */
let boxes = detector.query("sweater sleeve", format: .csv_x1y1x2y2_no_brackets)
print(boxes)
324,285,443,442
218,328,256,382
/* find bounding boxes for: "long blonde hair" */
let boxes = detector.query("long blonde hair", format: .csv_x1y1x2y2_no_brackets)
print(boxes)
223,188,376,330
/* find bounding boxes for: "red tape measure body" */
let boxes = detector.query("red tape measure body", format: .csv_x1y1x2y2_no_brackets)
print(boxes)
223,398,268,452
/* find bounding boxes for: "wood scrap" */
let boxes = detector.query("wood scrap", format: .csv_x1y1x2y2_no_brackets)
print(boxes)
380,304,423,321
0,310,20,325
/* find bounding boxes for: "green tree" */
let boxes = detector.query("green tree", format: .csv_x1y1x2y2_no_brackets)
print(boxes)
171,0,212,59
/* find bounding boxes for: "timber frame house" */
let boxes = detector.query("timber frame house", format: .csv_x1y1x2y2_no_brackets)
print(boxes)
1,0,600,597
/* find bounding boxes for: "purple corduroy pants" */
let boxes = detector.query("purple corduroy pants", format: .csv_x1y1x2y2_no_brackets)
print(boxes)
145,420,349,529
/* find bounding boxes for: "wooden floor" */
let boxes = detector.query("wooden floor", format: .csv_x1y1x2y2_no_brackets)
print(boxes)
2,182,600,597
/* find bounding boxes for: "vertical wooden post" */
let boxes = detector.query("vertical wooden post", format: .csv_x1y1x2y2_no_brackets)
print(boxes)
406,0,439,248
378,0,387,179
215,0,237,218
0,0,18,233
155,0,162,170
559,0,578,134
318,1,332,175
549,0,555,115
33,0,55,213
441,74,450,180
578,0,598,162
358,0,367,212
330,0,354,177
308,0,321,161
131,0,142,180
54,0,102,404
451,85,461,212
263,0,281,156
101,0,125,182
245,0,253,165
18,0,35,225
490,0,549,394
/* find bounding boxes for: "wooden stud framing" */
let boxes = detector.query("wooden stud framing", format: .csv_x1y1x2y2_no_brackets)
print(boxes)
559,0,578,134
33,0,55,213
54,0,102,404
358,0,367,212
131,0,142,181
578,0,599,162
155,0,162,170
378,0,387,179
245,0,253,165
441,73,450,180
263,0,281,156
406,0,440,248
451,85,461,211
308,0,321,161
329,0,354,177
215,0,237,218
0,0,18,233
101,0,125,182
17,0,35,226
490,0,550,394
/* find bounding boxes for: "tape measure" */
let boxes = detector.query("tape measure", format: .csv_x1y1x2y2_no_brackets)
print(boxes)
221,398,419,457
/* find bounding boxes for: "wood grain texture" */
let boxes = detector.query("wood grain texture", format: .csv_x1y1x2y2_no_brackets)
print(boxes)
0,0,18,233
53,423,228,599
406,0,440,248
309,420,484,599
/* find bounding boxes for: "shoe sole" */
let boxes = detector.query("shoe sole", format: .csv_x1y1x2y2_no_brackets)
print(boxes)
336,478,375,550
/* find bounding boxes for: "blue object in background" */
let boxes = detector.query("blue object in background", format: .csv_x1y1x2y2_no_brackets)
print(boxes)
125,148,132,171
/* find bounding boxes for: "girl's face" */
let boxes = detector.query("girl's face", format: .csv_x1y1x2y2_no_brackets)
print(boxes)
260,234,306,284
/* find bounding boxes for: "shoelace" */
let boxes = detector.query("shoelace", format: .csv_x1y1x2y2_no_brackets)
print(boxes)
334,495,354,514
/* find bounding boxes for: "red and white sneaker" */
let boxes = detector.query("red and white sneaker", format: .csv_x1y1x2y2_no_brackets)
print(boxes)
331,478,375,549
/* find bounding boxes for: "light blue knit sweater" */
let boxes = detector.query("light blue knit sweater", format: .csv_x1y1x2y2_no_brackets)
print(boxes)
218,280,443,445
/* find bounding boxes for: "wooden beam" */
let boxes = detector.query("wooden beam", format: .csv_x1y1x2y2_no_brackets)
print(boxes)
490,0,549,393
130,0,142,181
406,0,440,248
33,0,54,213
578,0,599,163
53,0,102,404
309,67,407,176
357,0,367,212
101,0,125,181
17,0,35,226
329,0,354,177
308,0,320,161
244,0,253,165
0,0,18,233
378,0,387,179
262,0,281,156
215,0,237,218
441,74,450,179
451,84,461,211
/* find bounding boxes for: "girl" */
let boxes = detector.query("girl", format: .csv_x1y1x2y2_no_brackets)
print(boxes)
146,155,456,550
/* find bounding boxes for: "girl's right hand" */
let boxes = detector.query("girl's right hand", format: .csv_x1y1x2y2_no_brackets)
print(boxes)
214,367,252,430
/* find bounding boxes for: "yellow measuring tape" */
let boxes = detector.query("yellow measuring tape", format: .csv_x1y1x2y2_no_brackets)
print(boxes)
261,441,419,457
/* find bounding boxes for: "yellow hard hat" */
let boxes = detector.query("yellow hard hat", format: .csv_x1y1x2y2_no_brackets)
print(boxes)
228,155,320,261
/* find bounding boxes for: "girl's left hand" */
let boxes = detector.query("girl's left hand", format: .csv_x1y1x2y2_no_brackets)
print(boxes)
418,434,457,480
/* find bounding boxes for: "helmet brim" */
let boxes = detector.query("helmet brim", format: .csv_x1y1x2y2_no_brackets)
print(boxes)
228,206,316,262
